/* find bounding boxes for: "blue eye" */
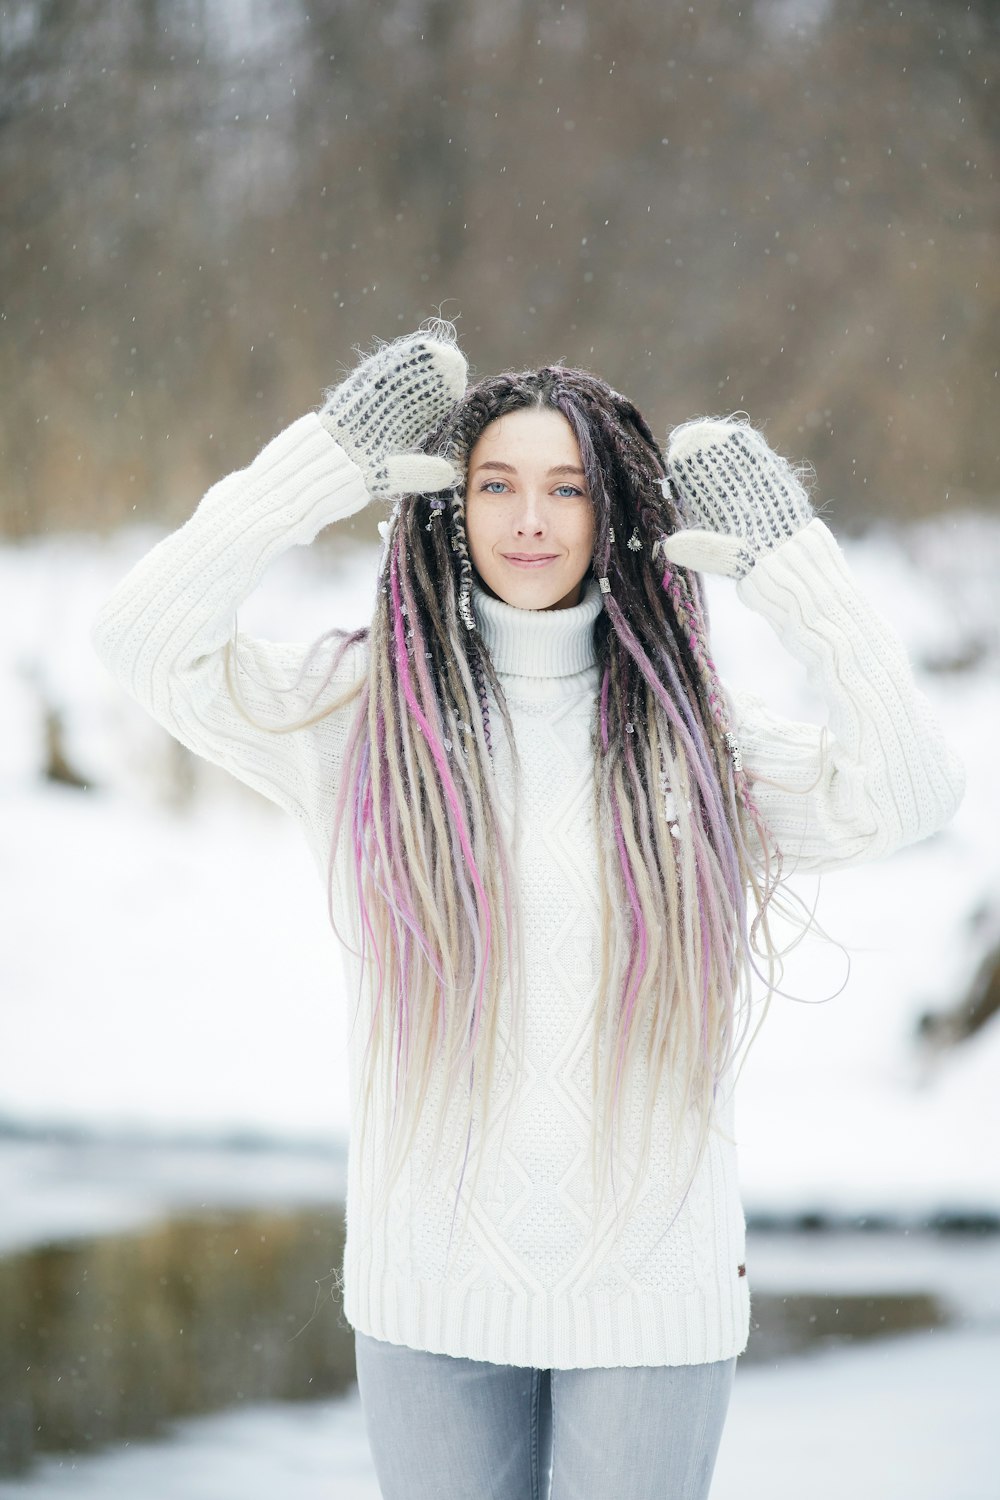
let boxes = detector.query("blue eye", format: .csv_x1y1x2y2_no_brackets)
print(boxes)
555,485,584,497
481,480,507,494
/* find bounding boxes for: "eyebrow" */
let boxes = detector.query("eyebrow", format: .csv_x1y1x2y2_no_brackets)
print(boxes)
470,460,587,478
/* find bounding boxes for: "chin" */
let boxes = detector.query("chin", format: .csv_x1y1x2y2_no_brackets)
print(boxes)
508,583,580,611
475,561,589,612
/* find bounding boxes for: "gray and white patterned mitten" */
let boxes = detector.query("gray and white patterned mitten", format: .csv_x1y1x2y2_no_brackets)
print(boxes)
320,329,467,499
662,418,814,579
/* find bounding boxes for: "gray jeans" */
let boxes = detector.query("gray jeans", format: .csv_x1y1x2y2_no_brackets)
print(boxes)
354,1329,735,1500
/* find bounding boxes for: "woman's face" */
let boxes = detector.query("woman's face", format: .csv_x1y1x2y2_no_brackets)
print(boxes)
464,406,596,612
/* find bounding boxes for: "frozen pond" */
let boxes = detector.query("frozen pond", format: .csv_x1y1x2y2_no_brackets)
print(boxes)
0,1138,997,1498
0,1310,995,1500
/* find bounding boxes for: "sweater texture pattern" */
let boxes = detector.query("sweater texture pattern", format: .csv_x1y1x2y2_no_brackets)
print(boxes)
90,414,965,1369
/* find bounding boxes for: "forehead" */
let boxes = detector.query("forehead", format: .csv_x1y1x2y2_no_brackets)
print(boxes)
468,406,582,470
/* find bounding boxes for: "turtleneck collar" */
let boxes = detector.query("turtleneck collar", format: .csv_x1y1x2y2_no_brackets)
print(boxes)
471,576,602,678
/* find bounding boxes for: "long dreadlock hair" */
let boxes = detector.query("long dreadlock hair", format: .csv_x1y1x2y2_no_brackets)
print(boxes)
228,360,781,1265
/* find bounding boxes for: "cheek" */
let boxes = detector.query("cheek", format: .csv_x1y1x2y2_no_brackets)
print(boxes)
463,502,491,562
464,501,480,546
575,508,597,558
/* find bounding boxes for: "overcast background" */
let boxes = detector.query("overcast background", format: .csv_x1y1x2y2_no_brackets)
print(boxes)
2,0,997,538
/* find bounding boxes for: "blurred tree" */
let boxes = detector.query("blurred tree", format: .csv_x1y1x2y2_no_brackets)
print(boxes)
0,0,996,535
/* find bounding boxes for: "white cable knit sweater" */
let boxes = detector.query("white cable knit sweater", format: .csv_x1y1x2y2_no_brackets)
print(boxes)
91,414,965,1370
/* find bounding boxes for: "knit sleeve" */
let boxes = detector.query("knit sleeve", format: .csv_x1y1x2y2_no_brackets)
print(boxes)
90,413,372,827
726,518,965,874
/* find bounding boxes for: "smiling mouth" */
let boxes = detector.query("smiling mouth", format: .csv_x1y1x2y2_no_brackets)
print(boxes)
502,553,558,564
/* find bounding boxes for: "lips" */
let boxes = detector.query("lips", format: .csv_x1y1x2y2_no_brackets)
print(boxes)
502,553,558,564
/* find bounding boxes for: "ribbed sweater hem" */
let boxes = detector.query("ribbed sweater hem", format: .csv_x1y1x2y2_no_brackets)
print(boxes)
343,1269,750,1370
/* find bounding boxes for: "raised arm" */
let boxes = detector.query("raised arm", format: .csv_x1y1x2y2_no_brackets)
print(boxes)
91,329,466,827
663,418,965,874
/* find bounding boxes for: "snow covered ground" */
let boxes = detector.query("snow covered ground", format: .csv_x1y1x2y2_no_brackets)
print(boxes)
0,1133,346,1256
0,1322,996,1499
2,512,999,1499
3,512,998,1224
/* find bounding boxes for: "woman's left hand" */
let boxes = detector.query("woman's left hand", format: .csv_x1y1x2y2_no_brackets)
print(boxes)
660,418,815,578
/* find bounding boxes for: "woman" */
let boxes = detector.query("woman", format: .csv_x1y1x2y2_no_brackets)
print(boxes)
92,323,963,1499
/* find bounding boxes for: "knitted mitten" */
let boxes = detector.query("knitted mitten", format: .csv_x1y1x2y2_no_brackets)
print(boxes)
661,418,814,578
319,329,467,498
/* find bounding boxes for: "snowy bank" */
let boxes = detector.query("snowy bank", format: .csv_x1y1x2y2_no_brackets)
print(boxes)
0,1322,995,1500
2,514,998,1224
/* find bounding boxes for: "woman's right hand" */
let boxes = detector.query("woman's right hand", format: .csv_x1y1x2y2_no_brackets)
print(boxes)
319,325,468,500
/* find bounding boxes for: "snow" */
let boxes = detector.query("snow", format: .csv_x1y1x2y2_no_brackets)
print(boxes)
702,514,1000,1221
2,512,999,1229
0,1323,996,1498
4,506,1000,1500
0,1135,345,1256
2,782,354,1142
0,1390,377,1500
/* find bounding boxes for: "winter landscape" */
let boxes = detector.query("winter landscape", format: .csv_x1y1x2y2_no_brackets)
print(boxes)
2,513,999,1497
4,1,998,1494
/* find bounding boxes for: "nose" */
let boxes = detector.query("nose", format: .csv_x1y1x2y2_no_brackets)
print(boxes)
513,487,547,535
